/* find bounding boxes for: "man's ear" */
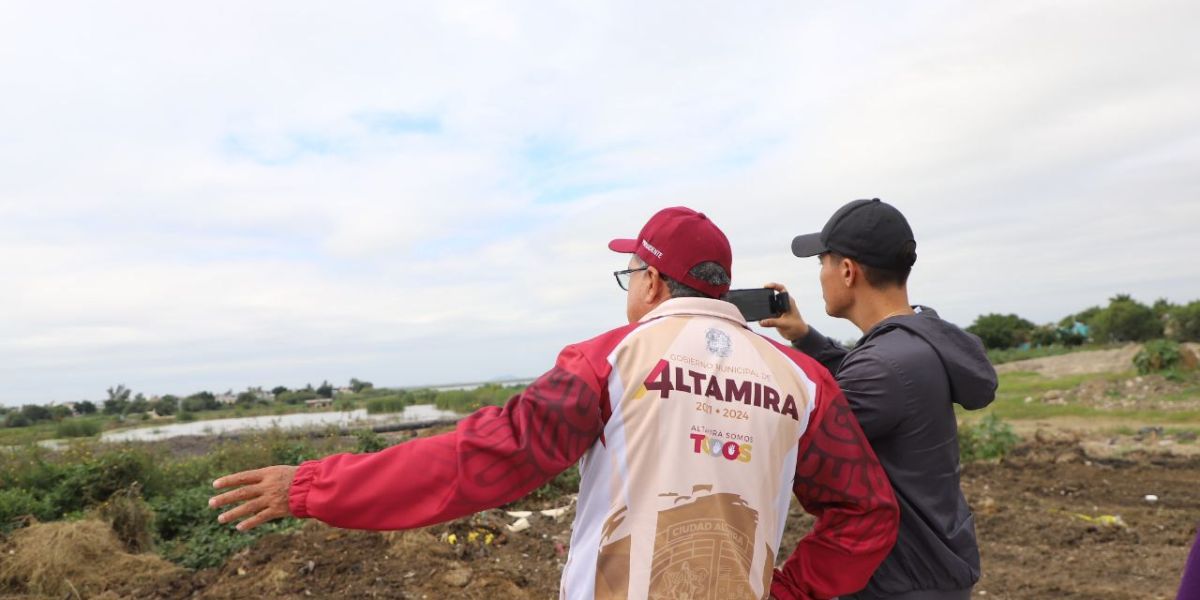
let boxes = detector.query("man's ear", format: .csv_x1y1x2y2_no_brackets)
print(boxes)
840,257,857,288
646,266,669,302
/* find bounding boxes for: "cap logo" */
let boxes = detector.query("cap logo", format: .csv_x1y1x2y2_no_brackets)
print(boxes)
641,239,663,258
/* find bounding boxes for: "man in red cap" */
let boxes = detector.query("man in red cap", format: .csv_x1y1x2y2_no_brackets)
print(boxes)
209,206,899,600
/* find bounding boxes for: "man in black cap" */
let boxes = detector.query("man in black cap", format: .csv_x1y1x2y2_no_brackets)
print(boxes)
762,198,998,600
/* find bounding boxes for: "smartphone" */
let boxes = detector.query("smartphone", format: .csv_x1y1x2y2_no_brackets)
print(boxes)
725,288,790,322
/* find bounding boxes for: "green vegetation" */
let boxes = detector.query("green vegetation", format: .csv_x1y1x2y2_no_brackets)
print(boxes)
959,414,1019,462
433,383,526,412
54,417,103,438
968,313,1037,350
961,369,1200,424
0,430,349,566
1091,294,1163,342
1134,340,1184,375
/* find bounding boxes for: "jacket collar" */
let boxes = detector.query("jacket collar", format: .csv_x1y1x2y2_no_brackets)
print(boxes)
639,297,748,328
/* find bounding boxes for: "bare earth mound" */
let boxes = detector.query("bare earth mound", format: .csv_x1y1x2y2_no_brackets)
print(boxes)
995,343,1200,378
995,345,1142,377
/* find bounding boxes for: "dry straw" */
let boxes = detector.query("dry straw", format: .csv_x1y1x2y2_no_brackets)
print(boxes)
0,519,181,598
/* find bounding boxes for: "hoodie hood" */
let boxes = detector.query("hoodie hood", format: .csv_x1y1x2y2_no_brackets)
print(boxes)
862,306,998,410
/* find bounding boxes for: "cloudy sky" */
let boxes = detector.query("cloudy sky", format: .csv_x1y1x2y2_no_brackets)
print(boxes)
1,1,1198,406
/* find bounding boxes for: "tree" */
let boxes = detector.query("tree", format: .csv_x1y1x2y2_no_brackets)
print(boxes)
277,389,319,405
49,405,72,421
235,392,256,406
1059,305,1102,329
271,386,289,397
127,393,150,414
152,395,179,416
104,385,132,415
967,313,1036,349
1168,301,1200,343
182,391,219,412
349,378,374,393
1152,298,1176,319
1092,294,1162,342
316,381,334,399
20,404,54,423
75,400,97,415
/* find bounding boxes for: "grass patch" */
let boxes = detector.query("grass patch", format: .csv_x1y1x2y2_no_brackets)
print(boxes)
55,417,103,438
958,370,1200,424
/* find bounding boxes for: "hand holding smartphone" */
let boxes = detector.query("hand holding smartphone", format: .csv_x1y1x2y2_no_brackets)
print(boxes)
724,288,790,322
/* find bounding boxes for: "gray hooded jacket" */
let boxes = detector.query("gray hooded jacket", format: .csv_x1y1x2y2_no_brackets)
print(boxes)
794,307,997,599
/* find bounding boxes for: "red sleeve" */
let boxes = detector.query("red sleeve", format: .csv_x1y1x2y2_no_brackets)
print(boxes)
287,343,609,530
770,371,899,600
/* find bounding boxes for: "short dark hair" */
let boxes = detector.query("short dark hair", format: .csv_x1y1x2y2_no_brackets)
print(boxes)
635,256,730,298
826,251,912,288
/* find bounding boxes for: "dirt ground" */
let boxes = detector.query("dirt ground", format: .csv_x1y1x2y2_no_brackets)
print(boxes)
5,348,1199,599
994,343,1200,378
993,345,1144,377
6,438,1189,600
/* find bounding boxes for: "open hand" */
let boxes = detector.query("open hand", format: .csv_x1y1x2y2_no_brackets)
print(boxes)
758,282,810,342
209,465,298,532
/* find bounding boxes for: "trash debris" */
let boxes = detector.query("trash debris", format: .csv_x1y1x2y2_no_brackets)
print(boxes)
1069,513,1127,528
506,517,531,533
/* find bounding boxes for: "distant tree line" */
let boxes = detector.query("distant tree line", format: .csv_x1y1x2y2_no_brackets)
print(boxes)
1,377,376,430
968,295,1200,350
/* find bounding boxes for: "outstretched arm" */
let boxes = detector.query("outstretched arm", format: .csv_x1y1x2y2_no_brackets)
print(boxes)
771,382,899,600
211,345,606,531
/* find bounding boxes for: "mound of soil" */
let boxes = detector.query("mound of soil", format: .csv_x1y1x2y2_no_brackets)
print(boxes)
995,345,1143,377
153,511,570,599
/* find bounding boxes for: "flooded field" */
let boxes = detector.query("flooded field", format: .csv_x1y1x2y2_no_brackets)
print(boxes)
98,405,460,443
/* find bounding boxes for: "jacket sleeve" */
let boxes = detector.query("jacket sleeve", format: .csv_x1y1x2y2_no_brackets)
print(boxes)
792,326,850,374
287,344,607,530
771,377,900,600
834,348,910,440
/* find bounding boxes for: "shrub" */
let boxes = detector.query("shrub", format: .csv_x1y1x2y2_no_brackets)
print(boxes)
353,429,389,453
960,414,1019,463
1134,340,1182,375
0,488,53,532
276,390,319,405
365,394,410,414
56,419,101,438
150,484,297,568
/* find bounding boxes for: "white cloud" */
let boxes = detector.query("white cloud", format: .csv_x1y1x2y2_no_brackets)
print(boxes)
0,0,1198,404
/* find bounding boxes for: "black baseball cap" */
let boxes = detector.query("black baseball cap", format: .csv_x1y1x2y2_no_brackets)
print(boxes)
790,198,917,270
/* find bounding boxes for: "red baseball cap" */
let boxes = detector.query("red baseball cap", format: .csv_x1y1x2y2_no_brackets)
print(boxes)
608,206,732,298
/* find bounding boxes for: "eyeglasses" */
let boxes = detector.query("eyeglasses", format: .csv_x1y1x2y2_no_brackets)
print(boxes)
613,266,649,291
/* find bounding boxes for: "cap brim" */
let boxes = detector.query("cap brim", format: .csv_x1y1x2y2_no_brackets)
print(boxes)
790,233,826,257
608,238,637,253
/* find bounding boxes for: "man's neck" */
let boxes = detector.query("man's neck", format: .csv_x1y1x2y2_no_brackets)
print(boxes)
847,288,914,334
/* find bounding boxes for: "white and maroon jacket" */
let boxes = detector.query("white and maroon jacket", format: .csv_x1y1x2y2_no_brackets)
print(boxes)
289,298,898,600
